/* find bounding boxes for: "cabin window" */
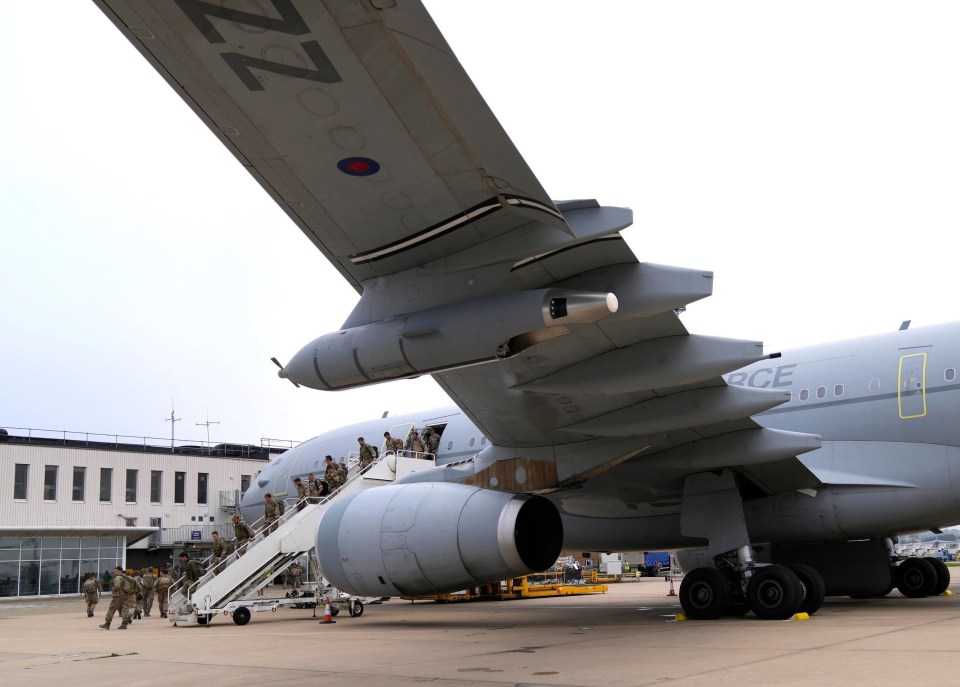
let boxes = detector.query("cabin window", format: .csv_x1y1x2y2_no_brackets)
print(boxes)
869,378,880,393
799,389,809,401
469,438,476,447
446,441,453,451
946,368,956,382
480,437,487,446
816,386,826,399
834,384,844,397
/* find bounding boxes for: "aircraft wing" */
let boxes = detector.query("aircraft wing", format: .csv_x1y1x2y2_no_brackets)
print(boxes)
93,0,563,292
94,0,820,494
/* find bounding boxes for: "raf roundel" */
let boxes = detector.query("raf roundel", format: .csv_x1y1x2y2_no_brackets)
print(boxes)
337,157,380,177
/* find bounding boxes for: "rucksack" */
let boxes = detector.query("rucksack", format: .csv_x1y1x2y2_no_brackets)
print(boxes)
121,575,136,594
277,498,286,515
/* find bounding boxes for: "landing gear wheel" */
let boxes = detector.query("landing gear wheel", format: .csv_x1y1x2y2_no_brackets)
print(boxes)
896,558,938,597
928,558,951,596
746,565,803,620
232,606,251,626
679,567,732,620
350,600,364,617
787,564,825,615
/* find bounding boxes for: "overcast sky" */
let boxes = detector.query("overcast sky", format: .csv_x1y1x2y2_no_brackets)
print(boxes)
2,2,958,445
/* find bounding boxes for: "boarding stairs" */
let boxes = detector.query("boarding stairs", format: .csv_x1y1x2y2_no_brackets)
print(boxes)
168,449,435,624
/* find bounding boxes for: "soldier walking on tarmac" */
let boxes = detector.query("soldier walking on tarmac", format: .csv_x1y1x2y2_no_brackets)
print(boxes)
155,568,172,618
141,568,157,616
100,566,135,630
81,571,101,617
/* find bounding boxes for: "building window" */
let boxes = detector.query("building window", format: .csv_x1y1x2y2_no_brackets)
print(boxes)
72,467,86,502
197,473,208,505
100,468,112,502
241,474,251,494
175,472,185,504
150,471,162,503
43,465,58,501
125,469,138,503
14,464,28,500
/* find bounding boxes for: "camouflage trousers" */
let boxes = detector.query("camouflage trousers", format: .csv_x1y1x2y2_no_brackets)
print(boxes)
143,587,156,614
84,591,99,613
156,587,169,615
104,594,132,624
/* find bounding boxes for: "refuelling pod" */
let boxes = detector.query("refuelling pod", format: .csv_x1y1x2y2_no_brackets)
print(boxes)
315,482,563,597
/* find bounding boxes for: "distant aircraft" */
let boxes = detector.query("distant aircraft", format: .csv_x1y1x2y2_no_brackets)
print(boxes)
94,1,959,620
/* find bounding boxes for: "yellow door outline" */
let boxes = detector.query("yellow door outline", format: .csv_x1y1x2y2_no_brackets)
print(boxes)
898,353,927,419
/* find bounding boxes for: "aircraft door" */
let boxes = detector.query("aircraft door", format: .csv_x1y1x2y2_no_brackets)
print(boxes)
271,453,297,497
898,352,927,419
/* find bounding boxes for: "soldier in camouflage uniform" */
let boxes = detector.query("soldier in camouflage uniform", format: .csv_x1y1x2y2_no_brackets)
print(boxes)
383,431,404,453
132,569,145,619
426,427,441,455
357,437,377,470
141,568,157,616
211,531,232,572
100,566,135,630
155,567,172,618
81,571,101,617
231,514,253,556
288,562,303,591
262,492,282,534
293,477,308,511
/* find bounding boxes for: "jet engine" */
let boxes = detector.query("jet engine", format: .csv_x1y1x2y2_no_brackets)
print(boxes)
315,482,563,596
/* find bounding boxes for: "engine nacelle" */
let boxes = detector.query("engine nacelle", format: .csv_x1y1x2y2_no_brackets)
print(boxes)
280,289,617,390
315,482,563,596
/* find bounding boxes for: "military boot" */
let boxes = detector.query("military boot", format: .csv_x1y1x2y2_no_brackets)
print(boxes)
99,622,110,630
87,610,94,617
118,621,129,630
134,612,141,619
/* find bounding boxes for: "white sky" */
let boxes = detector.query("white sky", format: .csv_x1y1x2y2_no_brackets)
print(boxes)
1,2,958,444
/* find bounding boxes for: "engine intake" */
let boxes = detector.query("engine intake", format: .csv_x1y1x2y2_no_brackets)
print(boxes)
315,483,563,596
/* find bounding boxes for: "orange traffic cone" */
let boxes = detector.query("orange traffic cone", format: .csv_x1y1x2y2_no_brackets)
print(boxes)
667,577,676,596
320,597,336,624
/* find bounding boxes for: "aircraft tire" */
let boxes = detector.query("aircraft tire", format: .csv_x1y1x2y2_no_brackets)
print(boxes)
928,558,951,596
787,564,825,615
895,558,938,598
746,565,803,620
350,600,364,617
679,567,732,620
232,607,251,626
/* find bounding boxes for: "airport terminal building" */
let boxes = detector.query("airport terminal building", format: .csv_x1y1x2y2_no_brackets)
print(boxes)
0,427,291,598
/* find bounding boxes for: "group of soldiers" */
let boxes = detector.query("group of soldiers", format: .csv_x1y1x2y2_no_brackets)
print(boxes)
84,566,174,630
400,427,441,457
282,561,305,590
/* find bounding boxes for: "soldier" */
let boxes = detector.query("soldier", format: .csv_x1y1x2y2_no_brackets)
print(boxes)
100,566,135,630
155,567,172,618
426,427,441,455
357,436,377,470
141,568,157,616
324,461,341,491
132,569,145,619
293,477,308,511
262,492,282,534
410,430,426,454
335,459,348,484
211,531,232,571
305,473,322,504
384,430,404,453
231,514,253,556
179,552,204,599
289,562,303,591
81,571,101,617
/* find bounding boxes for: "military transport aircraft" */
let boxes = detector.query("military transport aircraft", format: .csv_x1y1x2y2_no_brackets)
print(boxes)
93,0,960,620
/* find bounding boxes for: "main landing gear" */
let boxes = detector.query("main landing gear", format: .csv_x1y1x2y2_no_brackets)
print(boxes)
679,559,825,621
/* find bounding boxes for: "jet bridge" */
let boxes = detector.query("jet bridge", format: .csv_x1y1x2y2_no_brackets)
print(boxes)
168,450,437,626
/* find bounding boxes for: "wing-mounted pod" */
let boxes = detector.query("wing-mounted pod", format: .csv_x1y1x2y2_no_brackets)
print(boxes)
315,482,563,596
280,289,617,390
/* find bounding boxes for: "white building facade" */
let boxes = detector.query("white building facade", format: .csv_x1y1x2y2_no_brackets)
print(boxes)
0,429,290,598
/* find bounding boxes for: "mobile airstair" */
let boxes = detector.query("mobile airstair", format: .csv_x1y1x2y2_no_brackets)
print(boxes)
167,449,436,626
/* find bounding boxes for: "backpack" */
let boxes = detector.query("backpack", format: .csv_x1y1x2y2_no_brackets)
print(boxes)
121,574,136,594
277,498,286,515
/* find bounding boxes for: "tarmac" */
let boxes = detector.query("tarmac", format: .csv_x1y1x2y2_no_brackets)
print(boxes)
2,573,959,687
